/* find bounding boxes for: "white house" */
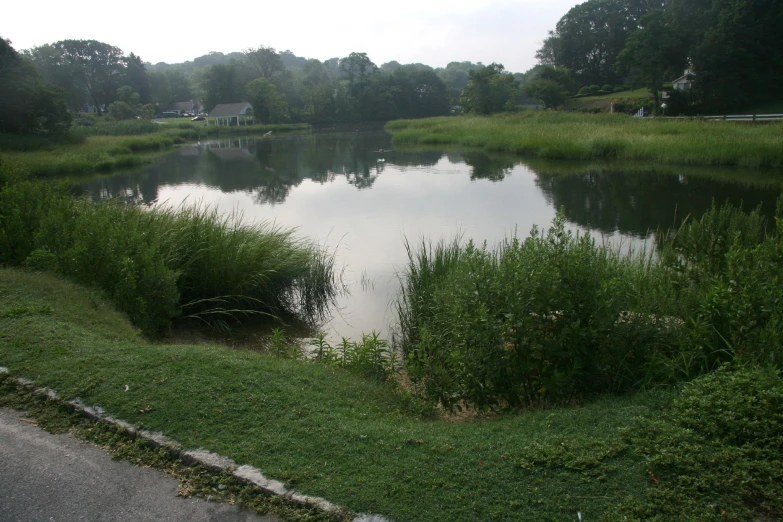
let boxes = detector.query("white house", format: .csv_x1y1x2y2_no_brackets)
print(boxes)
208,102,254,127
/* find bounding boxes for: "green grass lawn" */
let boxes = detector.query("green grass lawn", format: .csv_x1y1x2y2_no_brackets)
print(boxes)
0,267,674,521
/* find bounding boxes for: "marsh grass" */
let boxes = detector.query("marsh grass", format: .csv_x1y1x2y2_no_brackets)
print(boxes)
0,164,340,333
1,120,310,178
387,112,783,168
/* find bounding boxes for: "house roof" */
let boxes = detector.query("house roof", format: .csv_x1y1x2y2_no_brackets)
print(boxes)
209,102,253,118
672,70,695,84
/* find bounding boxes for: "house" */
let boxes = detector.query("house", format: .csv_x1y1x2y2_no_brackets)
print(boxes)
207,102,254,127
662,69,695,100
671,69,695,91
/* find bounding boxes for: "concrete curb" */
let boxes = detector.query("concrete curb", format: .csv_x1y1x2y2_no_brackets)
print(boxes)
0,367,390,522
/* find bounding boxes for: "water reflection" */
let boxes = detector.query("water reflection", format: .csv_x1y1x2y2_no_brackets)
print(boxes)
77,129,782,340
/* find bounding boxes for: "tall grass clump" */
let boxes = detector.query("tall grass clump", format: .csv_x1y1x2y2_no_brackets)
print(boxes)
652,199,783,373
0,163,340,334
152,203,340,328
397,212,682,410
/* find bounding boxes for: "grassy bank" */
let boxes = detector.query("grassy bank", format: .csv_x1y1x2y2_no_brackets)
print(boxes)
0,164,339,334
0,119,309,178
1,268,781,521
386,112,783,168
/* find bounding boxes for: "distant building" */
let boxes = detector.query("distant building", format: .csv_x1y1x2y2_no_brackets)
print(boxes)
663,69,696,99
671,69,695,91
207,102,254,127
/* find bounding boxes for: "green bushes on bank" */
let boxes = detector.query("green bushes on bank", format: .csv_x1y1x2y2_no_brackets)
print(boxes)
397,200,783,410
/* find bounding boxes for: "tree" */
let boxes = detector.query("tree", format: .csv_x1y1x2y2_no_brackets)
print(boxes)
107,86,153,120
245,78,288,123
615,10,685,113
0,38,71,134
460,63,519,114
243,46,284,80
50,40,126,114
339,52,377,84
200,63,242,111
523,78,569,109
540,0,662,87
391,67,450,118
122,53,151,104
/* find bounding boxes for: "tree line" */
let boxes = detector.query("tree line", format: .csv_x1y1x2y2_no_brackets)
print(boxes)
537,0,783,113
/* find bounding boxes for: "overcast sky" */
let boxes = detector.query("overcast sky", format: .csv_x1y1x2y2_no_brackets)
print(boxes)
3,0,580,73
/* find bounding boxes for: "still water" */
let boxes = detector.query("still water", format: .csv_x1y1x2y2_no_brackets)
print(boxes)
79,127,782,341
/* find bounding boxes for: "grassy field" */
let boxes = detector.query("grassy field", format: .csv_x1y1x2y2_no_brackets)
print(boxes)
0,120,309,178
387,112,783,168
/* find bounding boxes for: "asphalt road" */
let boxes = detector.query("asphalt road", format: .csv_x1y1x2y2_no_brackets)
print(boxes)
0,407,279,522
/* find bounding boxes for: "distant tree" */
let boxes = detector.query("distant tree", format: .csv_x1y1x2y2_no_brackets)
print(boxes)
380,61,402,72
339,52,377,84
0,38,71,134
615,10,685,113
298,59,337,122
436,61,481,107
535,30,563,68
200,63,242,110
245,77,288,123
49,39,126,114
122,53,151,104
391,67,449,118
460,63,519,114
540,0,661,87
351,73,397,121
243,46,285,80
107,86,153,120
23,43,86,111
166,70,193,102
523,78,569,109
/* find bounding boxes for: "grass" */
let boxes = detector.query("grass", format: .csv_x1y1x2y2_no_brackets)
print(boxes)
0,379,344,522
0,119,310,178
0,171,340,334
3,268,781,520
0,267,677,522
386,111,783,168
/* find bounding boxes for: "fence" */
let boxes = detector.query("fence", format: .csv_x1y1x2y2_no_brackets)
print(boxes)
702,114,783,122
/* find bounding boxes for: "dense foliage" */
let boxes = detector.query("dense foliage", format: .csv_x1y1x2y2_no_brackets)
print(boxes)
539,0,783,113
0,38,71,135
396,200,783,411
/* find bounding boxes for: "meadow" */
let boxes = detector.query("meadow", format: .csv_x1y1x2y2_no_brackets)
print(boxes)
0,117,309,178
387,112,783,168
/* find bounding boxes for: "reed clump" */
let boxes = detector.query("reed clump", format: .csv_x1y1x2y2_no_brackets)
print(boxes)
0,160,339,334
387,112,783,168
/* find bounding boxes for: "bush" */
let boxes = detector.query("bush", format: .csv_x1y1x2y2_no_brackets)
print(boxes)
578,86,592,96
601,84,613,93
613,85,627,92
589,85,600,95
398,212,680,410
617,366,783,521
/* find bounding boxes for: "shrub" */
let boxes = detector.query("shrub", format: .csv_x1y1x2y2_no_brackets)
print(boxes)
398,212,680,410
613,85,627,92
601,84,613,93
589,85,600,95
578,86,592,96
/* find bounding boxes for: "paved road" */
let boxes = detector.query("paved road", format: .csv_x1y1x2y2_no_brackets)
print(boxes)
0,407,279,522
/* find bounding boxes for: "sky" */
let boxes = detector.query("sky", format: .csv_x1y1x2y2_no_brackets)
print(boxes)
3,0,581,73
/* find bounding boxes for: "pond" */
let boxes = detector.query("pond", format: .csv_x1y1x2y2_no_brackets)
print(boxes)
78,126,782,342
